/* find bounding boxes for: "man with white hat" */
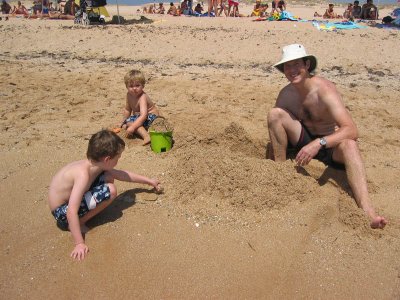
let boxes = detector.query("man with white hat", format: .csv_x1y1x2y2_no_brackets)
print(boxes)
267,44,386,229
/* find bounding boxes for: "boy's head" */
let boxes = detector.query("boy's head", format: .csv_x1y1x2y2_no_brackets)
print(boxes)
87,130,125,162
124,69,146,88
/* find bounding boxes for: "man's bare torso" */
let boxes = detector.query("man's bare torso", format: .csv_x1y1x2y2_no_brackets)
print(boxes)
277,76,337,136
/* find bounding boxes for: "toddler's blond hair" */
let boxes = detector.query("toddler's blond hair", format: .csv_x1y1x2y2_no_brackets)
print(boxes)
124,69,146,87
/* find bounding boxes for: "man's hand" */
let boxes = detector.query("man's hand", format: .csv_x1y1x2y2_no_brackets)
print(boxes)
70,243,89,261
295,139,321,166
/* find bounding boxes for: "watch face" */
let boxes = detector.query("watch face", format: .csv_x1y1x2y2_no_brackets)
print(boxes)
320,138,327,146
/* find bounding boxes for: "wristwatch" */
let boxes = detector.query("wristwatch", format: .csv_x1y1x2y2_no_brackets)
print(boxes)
319,137,327,148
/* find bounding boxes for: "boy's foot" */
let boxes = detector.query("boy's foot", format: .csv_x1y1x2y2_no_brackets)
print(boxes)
142,138,151,146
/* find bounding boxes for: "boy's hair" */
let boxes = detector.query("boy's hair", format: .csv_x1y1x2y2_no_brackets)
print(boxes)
87,130,125,162
124,69,146,87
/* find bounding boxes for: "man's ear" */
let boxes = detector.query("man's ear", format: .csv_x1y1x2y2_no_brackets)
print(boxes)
103,156,111,163
305,59,311,71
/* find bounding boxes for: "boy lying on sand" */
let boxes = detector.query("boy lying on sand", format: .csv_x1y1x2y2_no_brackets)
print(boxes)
48,129,162,260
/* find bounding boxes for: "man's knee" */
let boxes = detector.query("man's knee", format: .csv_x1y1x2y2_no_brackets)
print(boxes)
267,107,287,126
335,139,361,161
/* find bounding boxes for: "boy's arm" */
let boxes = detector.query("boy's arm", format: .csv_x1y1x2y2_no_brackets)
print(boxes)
66,176,89,260
107,169,162,191
120,96,133,127
125,95,149,134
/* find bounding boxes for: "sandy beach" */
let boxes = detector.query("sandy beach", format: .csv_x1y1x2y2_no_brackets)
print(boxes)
1,1,400,298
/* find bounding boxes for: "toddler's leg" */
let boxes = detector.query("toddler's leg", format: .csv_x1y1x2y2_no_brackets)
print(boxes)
136,126,151,146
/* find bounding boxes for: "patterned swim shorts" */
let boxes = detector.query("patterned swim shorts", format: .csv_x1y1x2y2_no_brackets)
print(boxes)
124,113,158,129
51,173,111,231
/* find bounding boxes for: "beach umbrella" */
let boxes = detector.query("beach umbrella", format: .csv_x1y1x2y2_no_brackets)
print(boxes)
115,0,121,23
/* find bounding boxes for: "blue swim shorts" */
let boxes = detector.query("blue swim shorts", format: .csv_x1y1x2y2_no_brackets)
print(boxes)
124,113,157,129
51,173,111,231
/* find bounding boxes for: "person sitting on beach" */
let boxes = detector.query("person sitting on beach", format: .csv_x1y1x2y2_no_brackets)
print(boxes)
323,3,342,19
167,2,179,16
148,4,155,14
251,1,262,17
194,2,203,14
156,2,165,14
1,0,12,14
360,0,378,19
313,11,322,17
277,0,286,12
180,0,189,14
271,0,285,14
118,69,160,145
352,0,362,18
63,0,79,16
48,9,75,18
343,2,353,19
48,129,162,261
267,44,387,230
217,0,228,16
227,0,239,17
10,1,29,15
260,2,269,16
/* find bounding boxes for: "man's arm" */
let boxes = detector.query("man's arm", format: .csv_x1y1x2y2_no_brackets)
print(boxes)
318,80,358,149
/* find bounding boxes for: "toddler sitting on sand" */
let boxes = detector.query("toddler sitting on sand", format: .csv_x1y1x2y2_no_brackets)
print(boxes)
48,129,162,260
118,69,160,145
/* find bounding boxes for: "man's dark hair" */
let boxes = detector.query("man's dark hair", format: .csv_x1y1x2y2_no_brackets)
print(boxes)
87,130,125,162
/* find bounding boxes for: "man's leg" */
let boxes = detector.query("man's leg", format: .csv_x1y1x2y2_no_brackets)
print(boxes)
267,107,302,161
332,139,386,229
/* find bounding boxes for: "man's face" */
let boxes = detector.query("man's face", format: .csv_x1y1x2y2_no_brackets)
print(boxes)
283,58,310,83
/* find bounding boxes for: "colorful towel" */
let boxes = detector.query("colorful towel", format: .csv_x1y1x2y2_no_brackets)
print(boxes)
313,21,367,31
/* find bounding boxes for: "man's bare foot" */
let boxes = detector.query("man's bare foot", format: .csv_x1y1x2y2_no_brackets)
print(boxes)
370,216,387,229
142,138,151,146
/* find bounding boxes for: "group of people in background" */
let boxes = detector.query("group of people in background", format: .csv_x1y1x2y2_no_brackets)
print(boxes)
1,0,79,19
315,0,379,20
142,0,287,17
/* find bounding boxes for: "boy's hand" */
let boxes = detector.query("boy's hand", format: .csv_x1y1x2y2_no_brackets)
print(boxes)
71,243,89,261
150,179,163,194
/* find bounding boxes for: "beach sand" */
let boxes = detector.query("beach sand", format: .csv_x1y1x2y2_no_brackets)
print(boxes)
1,2,400,298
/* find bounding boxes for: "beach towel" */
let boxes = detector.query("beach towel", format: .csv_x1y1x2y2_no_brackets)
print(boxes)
279,11,299,21
313,21,366,31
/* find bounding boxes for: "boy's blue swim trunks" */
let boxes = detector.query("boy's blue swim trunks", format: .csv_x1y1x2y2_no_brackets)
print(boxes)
51,172,111,231
124,113,157,129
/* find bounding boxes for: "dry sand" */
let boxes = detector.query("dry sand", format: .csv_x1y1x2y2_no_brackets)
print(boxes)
1,2,400,299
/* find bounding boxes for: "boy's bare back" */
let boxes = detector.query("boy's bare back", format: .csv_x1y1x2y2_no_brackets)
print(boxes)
48,159,102,211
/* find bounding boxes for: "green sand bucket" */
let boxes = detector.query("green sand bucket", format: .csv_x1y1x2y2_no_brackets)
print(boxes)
149,130,173,153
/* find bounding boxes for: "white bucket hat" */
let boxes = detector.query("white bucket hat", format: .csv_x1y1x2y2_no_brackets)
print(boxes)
273,44,317,73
